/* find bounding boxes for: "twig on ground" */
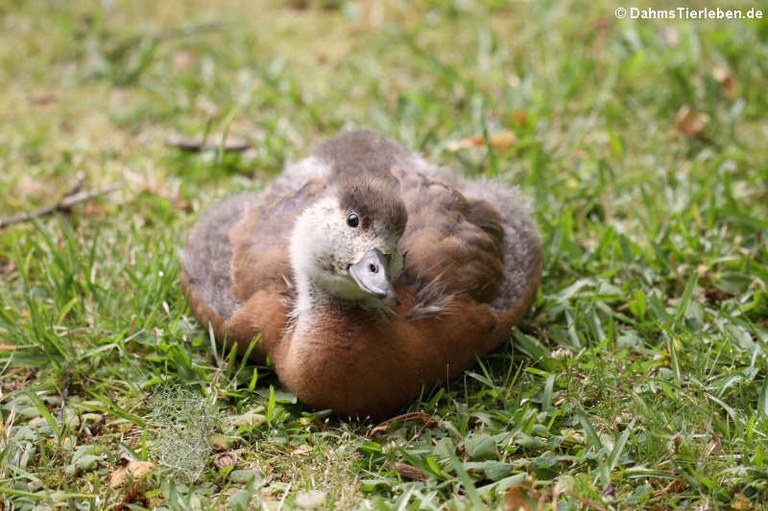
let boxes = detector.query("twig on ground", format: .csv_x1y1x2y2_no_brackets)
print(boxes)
0,182,124,229
165,133,251,153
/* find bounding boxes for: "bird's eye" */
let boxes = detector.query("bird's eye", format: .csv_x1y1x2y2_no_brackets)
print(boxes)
347,213,360,228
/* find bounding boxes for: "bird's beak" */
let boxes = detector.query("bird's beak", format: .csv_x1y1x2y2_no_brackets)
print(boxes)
348,248,400,307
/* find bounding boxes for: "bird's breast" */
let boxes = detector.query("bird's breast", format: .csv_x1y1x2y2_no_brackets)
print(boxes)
272,307,422,418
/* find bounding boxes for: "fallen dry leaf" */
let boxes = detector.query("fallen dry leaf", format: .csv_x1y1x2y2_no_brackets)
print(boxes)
447,136,484,151
211,433,237,451
394,462,427,482
504,485,545,511
704,288,736,303
731,492,752,510
82,201,107,218
447,131,516,152
110,461,155,488
0,368,36,393
370,411,437,436
676,106,709,138
110,468,128,488
291,444,312,456
230,410,267,428
127,461,155,478
490,131,515,151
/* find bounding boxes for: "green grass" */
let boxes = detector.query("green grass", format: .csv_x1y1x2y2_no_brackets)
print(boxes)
1,0,766,509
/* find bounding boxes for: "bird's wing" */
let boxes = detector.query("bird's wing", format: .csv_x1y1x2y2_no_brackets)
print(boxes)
229,178,326,304
182,178,327,356
396,169,508,318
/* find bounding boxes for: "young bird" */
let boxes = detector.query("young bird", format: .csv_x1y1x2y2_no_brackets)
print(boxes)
182,130,542,419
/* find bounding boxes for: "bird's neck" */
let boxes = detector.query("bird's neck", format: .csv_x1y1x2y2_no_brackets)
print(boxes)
292,275,388,331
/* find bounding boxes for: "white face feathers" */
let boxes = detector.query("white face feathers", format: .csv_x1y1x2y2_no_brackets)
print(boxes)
289,196,403,312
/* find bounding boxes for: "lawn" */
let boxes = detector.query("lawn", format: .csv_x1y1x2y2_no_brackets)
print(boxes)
1,0,766,509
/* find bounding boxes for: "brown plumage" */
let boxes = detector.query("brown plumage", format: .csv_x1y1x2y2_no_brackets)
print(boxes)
181,130,542,419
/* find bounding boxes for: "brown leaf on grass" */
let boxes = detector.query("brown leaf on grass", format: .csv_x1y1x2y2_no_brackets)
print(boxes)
0,368,36,392
704,288,736,303
0,381,24,392
676,106,709,138
370,411,437,436
291,444,312,456
128,461,155,478
211,433,238,451
447,131,516,152
731,493,752,510
394,462,427,482
109,461,156,488
712,66,737,99
82,201,108,218
111,462,153,511
166,133,251,153
446,136,485,151
489,131,515,151
504,485,545,511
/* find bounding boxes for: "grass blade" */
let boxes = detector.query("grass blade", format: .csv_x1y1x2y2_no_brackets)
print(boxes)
444,440,484,509
577,410,603,452
608,420,634,472
25,389,61,440
675,273,699,323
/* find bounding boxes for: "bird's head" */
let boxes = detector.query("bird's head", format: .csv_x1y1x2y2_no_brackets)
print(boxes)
290,178,407,308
